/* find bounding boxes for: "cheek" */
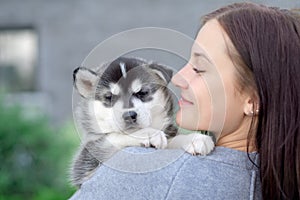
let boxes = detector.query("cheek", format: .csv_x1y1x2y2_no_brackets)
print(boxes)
194,88,212,130
132,97,151,127
221,83,245,135
221,105,244,136
148,90,171,129
175,106,212,131
91,100,119,132
175,79,212,131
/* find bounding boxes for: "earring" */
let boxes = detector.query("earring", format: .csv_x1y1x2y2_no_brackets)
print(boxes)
245,111,252,116
246,109,259,116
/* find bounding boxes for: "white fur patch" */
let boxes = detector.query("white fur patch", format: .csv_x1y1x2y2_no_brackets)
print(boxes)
120,62,127,78
131,97,151,128
91,100,118,133
130,89,169,130
131,79,142,93
109,83,121,95
144,90,170,130
91,100,127,133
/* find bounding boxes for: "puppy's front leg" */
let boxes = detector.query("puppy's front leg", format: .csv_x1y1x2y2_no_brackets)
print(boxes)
168,133,215,155
105,128,167,149
131,127,168,149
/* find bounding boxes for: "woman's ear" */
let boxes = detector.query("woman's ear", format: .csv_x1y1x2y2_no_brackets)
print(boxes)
243,93,259,116
73,67,99,98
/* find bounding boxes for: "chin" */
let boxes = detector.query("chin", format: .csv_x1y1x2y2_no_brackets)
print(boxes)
176,112,210,131
175,112,183,126
175,114,194,130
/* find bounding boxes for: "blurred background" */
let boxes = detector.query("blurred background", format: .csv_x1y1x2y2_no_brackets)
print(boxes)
0,0,299,199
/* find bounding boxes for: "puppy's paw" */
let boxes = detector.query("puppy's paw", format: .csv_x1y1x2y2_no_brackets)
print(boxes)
149,130,167,149
131,128,167,149
183,133,215,156
141,139,150,148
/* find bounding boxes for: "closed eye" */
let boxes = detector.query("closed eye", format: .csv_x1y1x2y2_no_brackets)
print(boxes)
193,68,206,74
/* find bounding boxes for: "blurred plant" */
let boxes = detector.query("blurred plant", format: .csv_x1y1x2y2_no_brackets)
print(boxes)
0,95,79,200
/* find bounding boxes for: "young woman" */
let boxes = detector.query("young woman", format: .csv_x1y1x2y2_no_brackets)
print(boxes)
70,3,299,200
198,3,300,199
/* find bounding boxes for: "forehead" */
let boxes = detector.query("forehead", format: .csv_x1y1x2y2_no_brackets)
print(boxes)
194,19,231,65
98,58,152,91
192,20,248,101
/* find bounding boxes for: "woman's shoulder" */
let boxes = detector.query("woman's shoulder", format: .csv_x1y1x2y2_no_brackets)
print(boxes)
103,146,258,173
70,147,261,200
161,147,260,199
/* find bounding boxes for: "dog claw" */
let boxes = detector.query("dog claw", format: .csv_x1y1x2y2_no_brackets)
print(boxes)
149,130,167,149
142,140,150,147
184,134,215,156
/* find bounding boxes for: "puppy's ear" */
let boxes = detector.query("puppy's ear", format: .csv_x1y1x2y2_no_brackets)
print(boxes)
149,63,173,84
73,67,99,98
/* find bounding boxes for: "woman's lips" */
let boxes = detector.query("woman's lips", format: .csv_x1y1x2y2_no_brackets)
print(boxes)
178,96,193,106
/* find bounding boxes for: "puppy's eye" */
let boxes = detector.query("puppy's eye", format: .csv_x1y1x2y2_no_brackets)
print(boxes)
104,93,113,101
137,90,149,96
134,89,149,98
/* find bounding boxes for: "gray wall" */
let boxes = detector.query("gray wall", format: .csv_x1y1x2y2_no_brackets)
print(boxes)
0,0,299,124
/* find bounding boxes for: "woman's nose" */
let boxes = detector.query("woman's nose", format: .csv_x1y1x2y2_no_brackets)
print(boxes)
171,63,191,89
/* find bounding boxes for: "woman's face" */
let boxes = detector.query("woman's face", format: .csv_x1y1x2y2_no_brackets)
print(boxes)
172,19,247,137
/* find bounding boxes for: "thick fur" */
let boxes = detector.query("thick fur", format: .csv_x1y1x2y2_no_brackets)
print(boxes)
71,57,177,187
70,57,215,188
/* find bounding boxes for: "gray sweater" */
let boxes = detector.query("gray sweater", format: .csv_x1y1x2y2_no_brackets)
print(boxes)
70,147,262,200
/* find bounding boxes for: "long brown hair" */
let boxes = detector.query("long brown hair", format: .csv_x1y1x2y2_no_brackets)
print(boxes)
203,3,300,200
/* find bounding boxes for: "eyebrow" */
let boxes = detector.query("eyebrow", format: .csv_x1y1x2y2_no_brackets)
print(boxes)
193,52,213,64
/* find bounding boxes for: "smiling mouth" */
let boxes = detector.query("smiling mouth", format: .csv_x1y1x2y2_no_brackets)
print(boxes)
178,96,194,106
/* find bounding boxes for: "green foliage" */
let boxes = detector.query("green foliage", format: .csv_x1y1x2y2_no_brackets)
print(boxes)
0,97,79,200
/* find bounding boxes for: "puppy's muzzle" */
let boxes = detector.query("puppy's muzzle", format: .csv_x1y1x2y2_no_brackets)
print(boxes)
122,111,137,124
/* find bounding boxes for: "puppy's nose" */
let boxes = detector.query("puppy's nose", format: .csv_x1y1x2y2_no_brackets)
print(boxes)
122,111,137,123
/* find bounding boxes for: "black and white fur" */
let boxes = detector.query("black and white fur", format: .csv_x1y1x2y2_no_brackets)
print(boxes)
70,57,214,188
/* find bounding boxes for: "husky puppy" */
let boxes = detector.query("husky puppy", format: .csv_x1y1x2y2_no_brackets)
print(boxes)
71,57,214,188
